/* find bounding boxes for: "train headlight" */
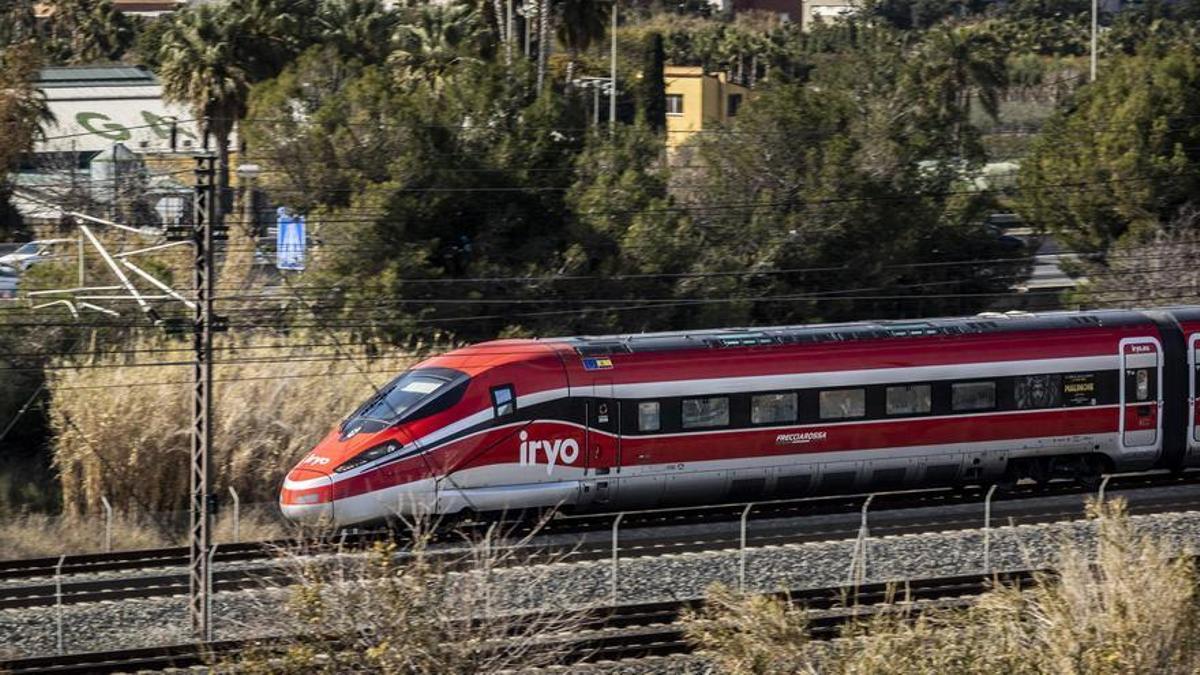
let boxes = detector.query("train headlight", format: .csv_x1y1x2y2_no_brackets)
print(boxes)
334,440,404,474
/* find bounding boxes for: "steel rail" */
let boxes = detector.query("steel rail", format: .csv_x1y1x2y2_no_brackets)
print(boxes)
0,569,1039,674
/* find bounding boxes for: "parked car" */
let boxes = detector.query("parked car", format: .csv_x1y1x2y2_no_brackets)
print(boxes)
0,239,73,271
0,264,19,299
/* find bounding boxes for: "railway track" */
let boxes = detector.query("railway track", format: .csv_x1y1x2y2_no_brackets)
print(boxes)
0,569,1037,674
1,470,1196,611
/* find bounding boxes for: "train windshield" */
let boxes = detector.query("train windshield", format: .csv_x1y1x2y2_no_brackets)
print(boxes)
341,367,468,434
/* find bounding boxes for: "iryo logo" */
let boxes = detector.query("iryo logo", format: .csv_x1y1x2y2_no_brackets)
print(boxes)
519,430,580,475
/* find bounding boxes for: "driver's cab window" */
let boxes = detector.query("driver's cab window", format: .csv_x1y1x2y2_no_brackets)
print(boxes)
491,385,515,417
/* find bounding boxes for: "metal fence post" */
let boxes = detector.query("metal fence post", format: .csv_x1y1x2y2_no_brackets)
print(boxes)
739,503,753,593
483,522,496,617
1097,474,1112,505
100,496,113,552
55,554,65,655
847,494,874,587
983,483,997,574
228,487,240,542
611,512,624,606
205,544,218,643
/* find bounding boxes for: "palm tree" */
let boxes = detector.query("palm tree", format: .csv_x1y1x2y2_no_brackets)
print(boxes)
556,0,609,84
158,4,251,209
0,43,55,172
44,0,136,64
391,5,483,94
905,25,1009,156
537,0,550,90
316,0,399,65
0,0,37,48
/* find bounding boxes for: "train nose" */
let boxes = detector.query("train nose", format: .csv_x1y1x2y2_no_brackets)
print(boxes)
280,467,335,525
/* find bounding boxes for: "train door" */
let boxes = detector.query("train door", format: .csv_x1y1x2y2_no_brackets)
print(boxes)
1189,335,1200,461
1120,339,1161,448
588,380,621,505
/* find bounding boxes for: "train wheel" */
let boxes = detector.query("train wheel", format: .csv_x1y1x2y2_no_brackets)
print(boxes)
1075,456,1105,490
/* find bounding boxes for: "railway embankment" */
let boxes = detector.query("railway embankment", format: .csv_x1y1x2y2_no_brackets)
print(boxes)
3,504,1200,661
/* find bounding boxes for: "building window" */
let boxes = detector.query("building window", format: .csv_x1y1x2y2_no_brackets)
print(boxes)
638,401,660,432
666,94,684,116
751,392,797,424
819,389,865,420
727,94,743,117
952,381,996,411
886,385,931,415
682,396,729,429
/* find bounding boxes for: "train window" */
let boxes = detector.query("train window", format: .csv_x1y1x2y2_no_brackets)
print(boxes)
886,385,931,415
1014,374,1063,409
952,381,995,411
490,385,516,417
751,392,797,424
1124,368,1155,402
638,402,660,432
682,397,730,429
819,389,865,420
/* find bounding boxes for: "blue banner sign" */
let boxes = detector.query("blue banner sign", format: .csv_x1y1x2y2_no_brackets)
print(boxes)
276,208,306,271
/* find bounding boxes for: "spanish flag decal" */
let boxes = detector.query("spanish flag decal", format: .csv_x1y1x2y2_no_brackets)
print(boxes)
582,357,613,371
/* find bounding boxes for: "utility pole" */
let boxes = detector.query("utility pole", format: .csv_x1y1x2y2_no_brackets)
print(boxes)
1090,0,1098,82
609,0,617,132
188,154,216,640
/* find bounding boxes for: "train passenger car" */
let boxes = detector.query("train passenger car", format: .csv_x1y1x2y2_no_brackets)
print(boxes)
281,307,1200,526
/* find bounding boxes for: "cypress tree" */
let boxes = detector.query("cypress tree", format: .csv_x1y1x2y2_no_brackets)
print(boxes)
640,32,666,133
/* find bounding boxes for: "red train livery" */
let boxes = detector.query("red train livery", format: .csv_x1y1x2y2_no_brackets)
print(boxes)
280,308,1200,526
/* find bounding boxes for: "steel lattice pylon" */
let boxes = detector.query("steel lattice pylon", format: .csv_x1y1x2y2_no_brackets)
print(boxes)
189,155,216,639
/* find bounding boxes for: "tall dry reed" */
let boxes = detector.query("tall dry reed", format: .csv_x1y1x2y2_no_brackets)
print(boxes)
684,500,1200,675
47,333,432,516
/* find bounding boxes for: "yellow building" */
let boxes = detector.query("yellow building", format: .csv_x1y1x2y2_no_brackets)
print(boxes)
664,66,753,148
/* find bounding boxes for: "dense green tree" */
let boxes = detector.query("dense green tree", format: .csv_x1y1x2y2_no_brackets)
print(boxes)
1016,42,1200,252
556,0,611,83
676,68,1019,326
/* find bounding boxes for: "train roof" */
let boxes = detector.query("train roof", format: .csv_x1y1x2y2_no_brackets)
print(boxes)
544,308,1169,357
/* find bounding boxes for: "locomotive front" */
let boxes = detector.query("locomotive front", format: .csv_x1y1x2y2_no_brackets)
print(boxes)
279,366,470,526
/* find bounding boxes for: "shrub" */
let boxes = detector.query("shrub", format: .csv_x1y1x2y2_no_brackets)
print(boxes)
685,500,1200,675
224,526,588,673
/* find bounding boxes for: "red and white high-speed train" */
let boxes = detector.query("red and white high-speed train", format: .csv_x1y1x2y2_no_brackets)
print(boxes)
280,307,1200,526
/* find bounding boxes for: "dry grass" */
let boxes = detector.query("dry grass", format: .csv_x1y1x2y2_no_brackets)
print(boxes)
684,500,1200,675
224,521,589,674
0,505,292,560
0,511,173,560
46,333,432,517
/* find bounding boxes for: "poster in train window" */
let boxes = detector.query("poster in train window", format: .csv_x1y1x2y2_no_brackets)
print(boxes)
1014,374,1063,409
1062,373,1097,406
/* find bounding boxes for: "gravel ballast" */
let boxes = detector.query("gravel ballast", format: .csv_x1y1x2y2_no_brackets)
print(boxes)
3,507,1200,661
